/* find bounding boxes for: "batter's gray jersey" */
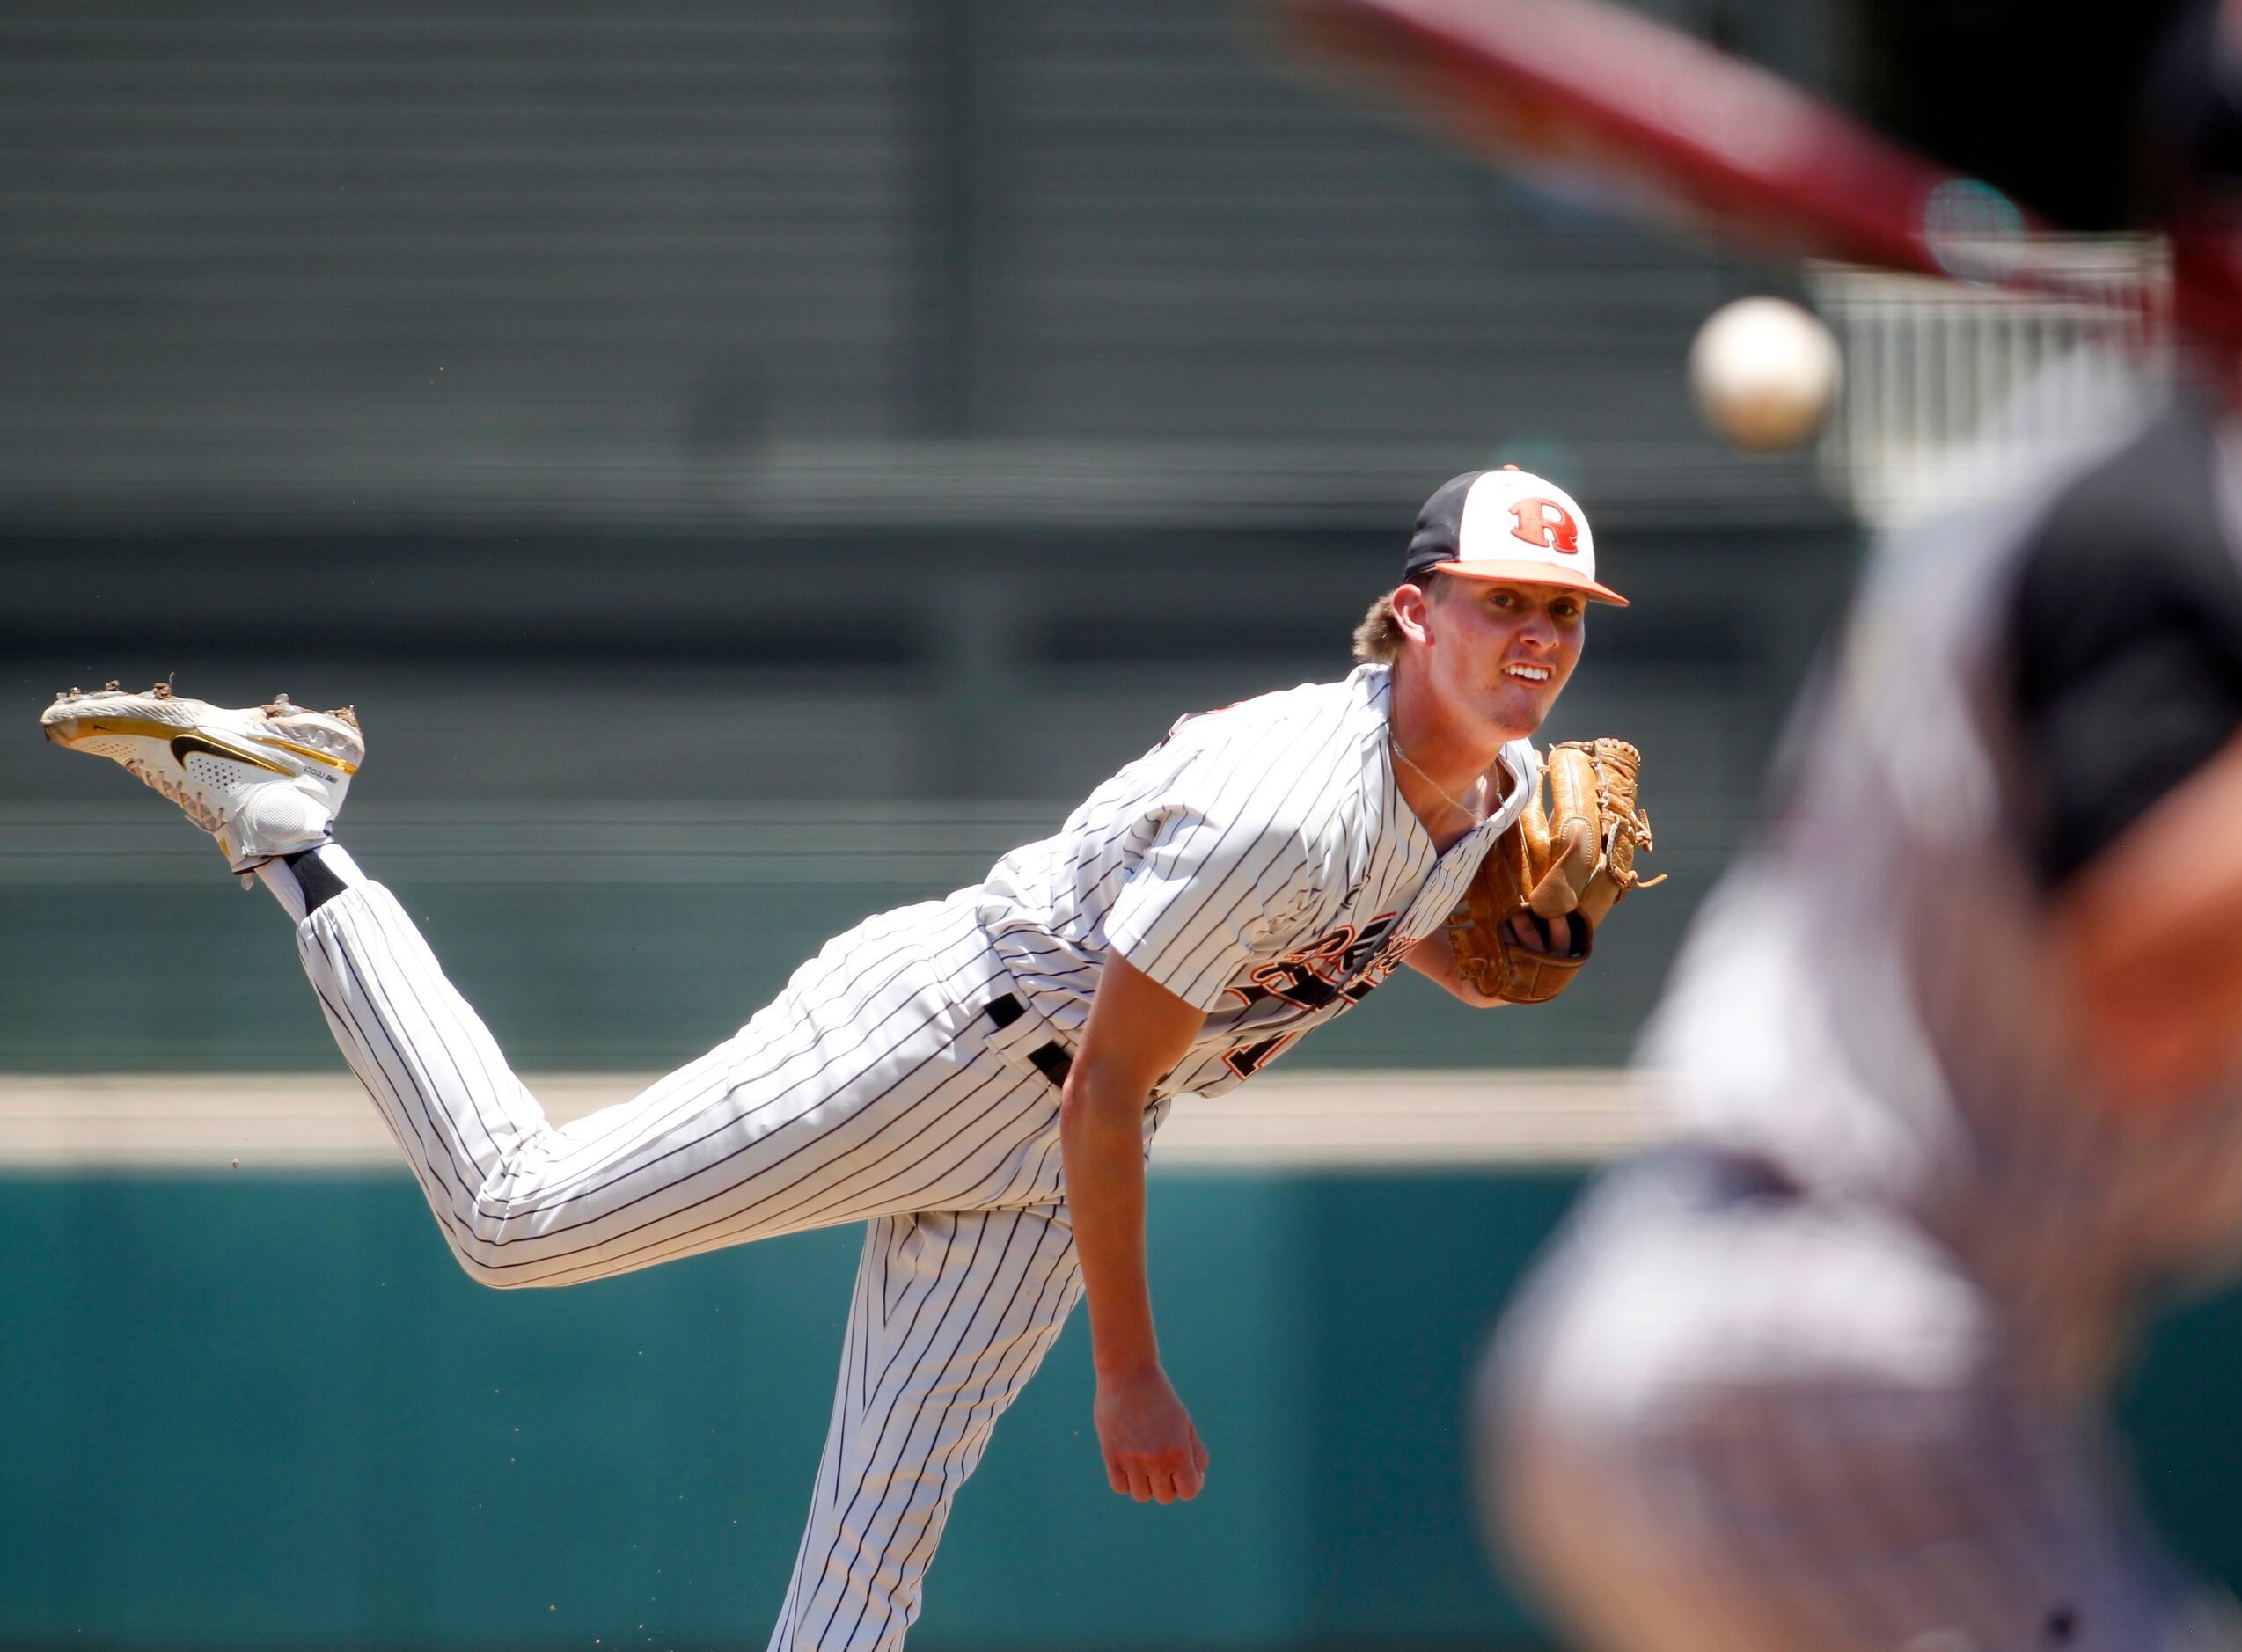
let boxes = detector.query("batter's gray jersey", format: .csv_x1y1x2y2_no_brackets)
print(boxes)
1646,404,2242,1398
1488,400,2242,1652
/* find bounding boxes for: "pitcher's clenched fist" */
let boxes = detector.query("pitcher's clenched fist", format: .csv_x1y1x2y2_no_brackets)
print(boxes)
1095,1365,1210,1504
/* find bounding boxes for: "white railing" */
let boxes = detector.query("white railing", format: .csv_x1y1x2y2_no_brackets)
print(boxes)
1806,238,2172,530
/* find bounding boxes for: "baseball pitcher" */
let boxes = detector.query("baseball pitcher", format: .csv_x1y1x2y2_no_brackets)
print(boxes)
46,468,1647,1651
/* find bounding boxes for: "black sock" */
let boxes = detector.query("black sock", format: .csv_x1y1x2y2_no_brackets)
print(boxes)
284,846,351,914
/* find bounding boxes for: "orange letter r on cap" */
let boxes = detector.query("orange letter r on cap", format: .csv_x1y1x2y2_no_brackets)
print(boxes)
1510,498,1581,554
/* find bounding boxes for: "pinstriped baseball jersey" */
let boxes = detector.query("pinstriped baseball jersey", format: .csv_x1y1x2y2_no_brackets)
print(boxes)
976,662,1540,1104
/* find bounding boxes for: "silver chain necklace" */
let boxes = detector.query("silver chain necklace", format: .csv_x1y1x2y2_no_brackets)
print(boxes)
1389,734,1485,828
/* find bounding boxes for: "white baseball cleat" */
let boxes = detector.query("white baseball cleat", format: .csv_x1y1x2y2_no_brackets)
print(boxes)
42,681,363,872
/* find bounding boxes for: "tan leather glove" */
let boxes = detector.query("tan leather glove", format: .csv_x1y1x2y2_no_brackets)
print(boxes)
1446,738,1663,1005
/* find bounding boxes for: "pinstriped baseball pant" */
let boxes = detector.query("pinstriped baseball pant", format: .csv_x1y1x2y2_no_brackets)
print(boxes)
297,880,1088,1652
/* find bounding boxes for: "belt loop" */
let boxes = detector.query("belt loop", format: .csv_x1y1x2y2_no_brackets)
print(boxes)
1029,1042,1073,1087
981,993,1072,1089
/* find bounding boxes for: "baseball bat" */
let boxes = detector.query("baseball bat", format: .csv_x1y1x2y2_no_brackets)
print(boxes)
1269,0,2069,288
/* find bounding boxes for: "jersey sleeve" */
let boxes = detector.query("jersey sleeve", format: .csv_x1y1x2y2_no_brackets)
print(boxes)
1102,801,1321,1012
2005,404,2242,888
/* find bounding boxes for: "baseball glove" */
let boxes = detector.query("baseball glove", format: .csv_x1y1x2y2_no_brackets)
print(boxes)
1447,738,1663,1005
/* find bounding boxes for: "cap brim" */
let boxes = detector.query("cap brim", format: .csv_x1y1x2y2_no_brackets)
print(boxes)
1427,559,1630,607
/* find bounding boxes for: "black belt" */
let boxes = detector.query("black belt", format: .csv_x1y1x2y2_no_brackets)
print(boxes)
985,993,1073,1088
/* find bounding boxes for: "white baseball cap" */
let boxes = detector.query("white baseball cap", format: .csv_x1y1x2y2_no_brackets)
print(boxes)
1402,466,1627,607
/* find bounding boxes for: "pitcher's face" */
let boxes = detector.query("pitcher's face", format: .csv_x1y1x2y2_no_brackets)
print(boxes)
1409,577,1585,741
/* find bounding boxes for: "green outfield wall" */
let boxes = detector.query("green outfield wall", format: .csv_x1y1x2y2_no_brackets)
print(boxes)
4,1169,2242,1652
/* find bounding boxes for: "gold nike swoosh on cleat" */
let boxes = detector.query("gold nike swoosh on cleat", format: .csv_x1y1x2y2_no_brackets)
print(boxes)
167,732,296,776
246,734,359,774
49,713,195,744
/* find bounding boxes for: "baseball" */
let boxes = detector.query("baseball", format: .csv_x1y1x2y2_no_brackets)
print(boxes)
1688,296,1842,452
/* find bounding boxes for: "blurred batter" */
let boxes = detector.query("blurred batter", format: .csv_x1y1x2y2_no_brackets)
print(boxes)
1484,11,2242,1644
